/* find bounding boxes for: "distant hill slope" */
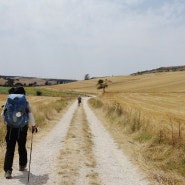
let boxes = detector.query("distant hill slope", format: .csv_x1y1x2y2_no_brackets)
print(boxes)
0,75,77,86
131,65,185,75
42,70,185,94
1,65,184,88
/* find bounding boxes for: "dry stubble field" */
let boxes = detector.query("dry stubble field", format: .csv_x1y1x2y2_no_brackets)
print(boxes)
44,71,185,126
43,71,185,184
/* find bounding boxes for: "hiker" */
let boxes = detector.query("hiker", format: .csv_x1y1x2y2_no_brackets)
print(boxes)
78,95,82,106
1,86,38,179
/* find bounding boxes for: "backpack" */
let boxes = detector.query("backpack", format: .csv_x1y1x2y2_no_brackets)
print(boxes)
4,94,29,128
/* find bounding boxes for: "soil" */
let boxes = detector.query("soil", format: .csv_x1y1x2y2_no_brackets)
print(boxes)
0,97,150,185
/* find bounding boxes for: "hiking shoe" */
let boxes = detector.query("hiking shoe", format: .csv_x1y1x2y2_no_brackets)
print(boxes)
5,170,12,179
19,165,26,171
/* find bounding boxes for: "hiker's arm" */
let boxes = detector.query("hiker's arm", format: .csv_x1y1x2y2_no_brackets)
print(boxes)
27,103,38,133
29,112,36,126
27,103,36,126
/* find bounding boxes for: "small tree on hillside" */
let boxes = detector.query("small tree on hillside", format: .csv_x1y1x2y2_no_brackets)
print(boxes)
84,74,90,80
97,79,110,93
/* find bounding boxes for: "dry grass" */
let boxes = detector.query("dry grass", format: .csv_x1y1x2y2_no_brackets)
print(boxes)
88,97,185,184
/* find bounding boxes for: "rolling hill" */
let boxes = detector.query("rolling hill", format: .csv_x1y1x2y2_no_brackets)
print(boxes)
0,75,77,86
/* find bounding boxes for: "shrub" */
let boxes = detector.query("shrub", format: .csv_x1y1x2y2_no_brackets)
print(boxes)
36,90,42,96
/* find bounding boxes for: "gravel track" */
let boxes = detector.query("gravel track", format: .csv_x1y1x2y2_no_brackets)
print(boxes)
0,97,150,185
84,99,149,185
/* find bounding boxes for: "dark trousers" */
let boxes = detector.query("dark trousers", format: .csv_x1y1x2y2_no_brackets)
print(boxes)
4,125,28,172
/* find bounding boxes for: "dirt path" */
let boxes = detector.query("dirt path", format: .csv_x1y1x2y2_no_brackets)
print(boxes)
0,97,150,185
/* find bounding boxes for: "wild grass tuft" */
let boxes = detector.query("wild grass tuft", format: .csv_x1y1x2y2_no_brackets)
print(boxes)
88,98,103,109
0,123,6,147
32,98,70,128
104,102,123,117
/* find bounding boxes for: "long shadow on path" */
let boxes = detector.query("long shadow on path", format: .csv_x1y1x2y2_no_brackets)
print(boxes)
13,171,49,185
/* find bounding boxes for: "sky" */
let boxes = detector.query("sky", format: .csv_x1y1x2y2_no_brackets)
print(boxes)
0,0,185,80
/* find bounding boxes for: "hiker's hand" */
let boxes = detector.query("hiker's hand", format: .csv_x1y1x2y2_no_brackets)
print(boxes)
32,126,38,133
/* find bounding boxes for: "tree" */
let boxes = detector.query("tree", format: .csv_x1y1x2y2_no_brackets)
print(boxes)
84,74,90,80
45,81,49,85
97,79,110,93
5,78,14,86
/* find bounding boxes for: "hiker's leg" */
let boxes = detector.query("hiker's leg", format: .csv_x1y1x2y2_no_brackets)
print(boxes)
18,126,28,167
4,128,17,172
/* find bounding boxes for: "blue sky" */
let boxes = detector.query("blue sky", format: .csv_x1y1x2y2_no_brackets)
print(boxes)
0,0,185,80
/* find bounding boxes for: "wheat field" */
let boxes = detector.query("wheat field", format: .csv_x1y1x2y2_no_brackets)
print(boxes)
43,71,185,184
42,71,185,141
43,71,185,122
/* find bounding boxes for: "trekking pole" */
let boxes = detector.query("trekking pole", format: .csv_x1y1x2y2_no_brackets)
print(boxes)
27,132,34,183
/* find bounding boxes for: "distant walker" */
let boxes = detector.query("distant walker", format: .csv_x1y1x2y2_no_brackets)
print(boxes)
78,96,82,106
